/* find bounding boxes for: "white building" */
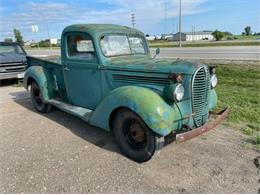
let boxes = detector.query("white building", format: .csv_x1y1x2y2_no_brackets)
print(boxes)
161,33,174,40
50,38,58,44
146,36,156,41
173,31,214,41
24,40,34,46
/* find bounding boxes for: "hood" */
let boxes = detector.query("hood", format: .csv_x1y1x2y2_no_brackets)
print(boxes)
0,52,26,64
105,55,204,75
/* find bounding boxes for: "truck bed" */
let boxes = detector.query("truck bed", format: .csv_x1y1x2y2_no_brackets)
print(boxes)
27,55,62,66
26,55,67,98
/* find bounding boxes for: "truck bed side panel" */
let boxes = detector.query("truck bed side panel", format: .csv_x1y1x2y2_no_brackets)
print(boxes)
26,56,67,99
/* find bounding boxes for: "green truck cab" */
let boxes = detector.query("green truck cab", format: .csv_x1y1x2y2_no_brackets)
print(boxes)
24,24,229,162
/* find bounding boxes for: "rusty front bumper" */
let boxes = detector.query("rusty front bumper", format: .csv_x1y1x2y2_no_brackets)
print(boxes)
176,107,230,143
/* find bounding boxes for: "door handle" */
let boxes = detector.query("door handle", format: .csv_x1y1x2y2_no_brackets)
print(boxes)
98,65,107,70
64,67,70,71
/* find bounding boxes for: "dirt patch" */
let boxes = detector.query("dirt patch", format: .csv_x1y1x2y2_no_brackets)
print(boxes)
0,85,259,193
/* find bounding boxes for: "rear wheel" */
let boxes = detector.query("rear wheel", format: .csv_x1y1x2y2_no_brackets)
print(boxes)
30,81,51,113
113,108,164,162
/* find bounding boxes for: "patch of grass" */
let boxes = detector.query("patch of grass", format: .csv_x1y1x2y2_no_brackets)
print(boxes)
24,46,60,50
214,64,260,133
226,35,260,40
13,80,23,87
148,40,260,48
243,126,255,135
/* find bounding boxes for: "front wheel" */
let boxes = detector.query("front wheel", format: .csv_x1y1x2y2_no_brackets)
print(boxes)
113,108,164,163
30,81,52,113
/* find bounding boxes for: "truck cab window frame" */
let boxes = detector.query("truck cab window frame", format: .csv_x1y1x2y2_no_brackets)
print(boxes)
66,33,97,62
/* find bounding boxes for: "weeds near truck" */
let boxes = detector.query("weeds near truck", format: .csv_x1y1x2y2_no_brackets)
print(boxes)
215,63,260,148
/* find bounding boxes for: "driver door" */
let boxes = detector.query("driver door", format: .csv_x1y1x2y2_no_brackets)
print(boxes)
63,32,101,110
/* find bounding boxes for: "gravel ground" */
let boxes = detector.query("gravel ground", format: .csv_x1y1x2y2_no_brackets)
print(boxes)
0,82,259,193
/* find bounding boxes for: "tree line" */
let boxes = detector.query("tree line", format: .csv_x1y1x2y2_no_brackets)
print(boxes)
212,26,258,41
3,28,59,47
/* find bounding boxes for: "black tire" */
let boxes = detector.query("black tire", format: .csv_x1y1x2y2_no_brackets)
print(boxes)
113,108,164,163
30,82,52,113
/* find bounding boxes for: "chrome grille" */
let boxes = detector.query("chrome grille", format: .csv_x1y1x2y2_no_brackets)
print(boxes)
0,62,26,73
192,67,210,127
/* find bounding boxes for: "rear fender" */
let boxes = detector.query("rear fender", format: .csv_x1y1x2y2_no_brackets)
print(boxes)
23,66,54,101
89,86,182,136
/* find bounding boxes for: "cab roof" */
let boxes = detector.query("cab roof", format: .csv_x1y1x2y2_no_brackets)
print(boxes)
62,24,144,37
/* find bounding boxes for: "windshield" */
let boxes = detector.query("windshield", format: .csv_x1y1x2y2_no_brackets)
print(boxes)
100,35,147,57
0,45,24,54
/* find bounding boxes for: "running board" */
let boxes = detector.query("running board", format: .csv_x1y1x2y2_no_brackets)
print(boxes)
47,99,93,122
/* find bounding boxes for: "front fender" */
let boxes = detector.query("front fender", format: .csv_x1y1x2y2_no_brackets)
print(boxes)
89,86,182,136
23,66,54,101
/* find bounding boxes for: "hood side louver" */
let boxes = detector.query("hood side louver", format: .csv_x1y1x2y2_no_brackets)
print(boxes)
113,74,171,86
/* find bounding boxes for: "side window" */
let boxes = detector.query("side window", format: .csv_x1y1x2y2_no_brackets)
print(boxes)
67,34,96,61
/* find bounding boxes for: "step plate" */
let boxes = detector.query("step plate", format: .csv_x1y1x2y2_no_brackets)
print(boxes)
48,99,92,121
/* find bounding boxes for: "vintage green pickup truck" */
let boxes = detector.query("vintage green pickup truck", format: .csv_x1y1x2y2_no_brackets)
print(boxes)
24,24,229,162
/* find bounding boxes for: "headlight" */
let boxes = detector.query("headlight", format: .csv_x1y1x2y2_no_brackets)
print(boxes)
211,74,218,88
174,84,184,101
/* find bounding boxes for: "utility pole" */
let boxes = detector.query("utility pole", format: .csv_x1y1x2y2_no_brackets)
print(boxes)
46,23,52,50
194,26,196,37
179,0,182,47
164,3,167,34
191,25,193,41
193,26,196,41
131,13,136,28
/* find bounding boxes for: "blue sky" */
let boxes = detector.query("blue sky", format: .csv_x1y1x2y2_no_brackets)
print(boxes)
0,0,259,41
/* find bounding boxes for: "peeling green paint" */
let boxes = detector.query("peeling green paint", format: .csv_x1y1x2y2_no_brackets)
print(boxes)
90,86,181,136
24,66,55,101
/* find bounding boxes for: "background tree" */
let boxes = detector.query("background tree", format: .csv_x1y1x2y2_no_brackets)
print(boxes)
212,30,224,41
244,26,252,36
13,28,24,46
223,31,233,36
4,38,13,43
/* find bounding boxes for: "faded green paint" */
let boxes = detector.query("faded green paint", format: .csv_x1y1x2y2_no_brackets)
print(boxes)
89,86,181,136
23,66,55,101
24,24,219,137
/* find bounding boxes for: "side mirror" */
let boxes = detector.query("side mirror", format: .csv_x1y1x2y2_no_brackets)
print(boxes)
153,48,160,58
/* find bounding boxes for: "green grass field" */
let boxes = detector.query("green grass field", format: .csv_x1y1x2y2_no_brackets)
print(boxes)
214,63,260,147
23,46,60,50
148,40,260,48
224,34,260,40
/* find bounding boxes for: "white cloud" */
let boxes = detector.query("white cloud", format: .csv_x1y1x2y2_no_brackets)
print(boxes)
0,0,208,40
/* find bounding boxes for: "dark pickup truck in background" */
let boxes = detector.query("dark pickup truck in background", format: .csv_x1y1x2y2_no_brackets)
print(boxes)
0,42,27,80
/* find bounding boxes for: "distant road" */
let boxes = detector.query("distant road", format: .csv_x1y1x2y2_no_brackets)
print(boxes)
26,46,260,61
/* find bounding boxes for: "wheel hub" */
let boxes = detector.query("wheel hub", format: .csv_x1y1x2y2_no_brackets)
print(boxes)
129,123,145,142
